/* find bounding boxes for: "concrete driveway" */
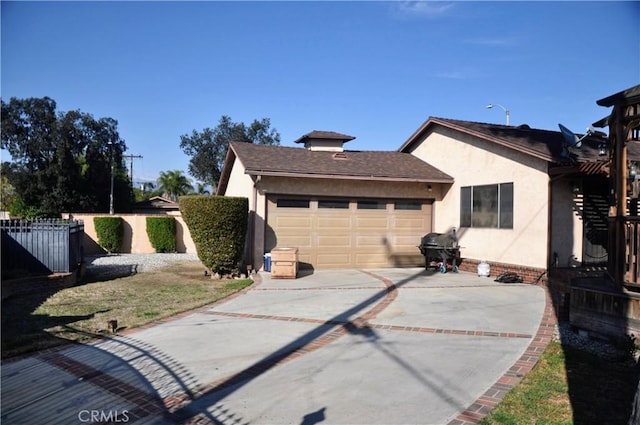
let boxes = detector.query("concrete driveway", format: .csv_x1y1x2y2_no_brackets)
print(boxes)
1,268,552,425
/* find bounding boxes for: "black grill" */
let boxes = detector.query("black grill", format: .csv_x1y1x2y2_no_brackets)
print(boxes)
418,231,460,273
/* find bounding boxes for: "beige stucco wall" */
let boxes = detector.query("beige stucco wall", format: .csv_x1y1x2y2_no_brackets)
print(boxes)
407,127,551,269
63,212,196,255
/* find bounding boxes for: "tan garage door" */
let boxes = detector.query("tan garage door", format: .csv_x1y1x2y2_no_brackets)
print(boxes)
266,197,432,268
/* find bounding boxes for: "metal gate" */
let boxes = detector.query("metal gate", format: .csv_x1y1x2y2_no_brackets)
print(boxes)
1,219,84,274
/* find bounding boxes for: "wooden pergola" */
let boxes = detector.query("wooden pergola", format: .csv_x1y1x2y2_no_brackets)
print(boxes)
599,85,640,289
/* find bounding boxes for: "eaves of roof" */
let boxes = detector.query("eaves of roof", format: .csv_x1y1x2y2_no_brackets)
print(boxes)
242,169,453,184
398,116,612,164
399,117,558,162
597,84,640,107
225,142,454,186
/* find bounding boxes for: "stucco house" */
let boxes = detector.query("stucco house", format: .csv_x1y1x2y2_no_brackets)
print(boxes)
218,119,623,282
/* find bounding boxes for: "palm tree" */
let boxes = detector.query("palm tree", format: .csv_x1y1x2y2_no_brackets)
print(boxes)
157,170,193,201
196,183,210,195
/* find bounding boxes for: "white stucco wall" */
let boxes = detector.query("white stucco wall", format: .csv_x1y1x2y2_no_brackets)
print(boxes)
407,127,551,269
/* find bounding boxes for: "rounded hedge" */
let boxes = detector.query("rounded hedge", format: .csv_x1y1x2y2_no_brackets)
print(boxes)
146,216,177,253
93,216,124,253
179,196,248,276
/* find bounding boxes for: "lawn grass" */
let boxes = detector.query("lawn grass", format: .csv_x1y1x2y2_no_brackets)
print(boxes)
1,260,253,359
479,340,639,425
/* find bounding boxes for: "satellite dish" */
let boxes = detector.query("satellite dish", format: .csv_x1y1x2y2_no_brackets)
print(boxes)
559,123,582,148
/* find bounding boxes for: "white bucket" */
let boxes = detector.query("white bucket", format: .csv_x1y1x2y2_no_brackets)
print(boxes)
477,261,490,277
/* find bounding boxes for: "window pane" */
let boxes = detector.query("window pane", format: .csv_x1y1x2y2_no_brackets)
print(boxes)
460,187,471,227
318,200,349,209
357,201,386,210
277,199,310,208
472,185,498,228
500,183,514,228
394,201,422,210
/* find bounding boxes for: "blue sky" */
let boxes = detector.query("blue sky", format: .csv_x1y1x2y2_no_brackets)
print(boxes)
2,1,639,184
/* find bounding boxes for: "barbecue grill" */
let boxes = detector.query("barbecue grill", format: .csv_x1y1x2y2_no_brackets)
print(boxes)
418,231,460,273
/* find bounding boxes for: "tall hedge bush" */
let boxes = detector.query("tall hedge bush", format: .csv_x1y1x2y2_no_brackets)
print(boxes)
94,216,124,253
146,216,177,253
179,196,248,276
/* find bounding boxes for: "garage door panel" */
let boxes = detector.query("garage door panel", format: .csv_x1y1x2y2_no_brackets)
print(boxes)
297,253,313,264
356,217,389,228
317,217,351,229
316,253,352,267
267,196,432,268
275,235,313,247
394,217,429,229
392,235,422,247
356,235,386,247
317,235,351,247
276,216,313,228
354,253,389,267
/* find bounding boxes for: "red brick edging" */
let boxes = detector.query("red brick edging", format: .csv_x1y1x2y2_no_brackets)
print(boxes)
447,287,557,425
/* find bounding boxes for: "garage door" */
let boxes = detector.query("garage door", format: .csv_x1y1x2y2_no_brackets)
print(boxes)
266,197,432,268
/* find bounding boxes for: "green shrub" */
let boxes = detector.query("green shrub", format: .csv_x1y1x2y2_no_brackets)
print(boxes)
179,196,248,276
146,216,177,253
94,216,124,253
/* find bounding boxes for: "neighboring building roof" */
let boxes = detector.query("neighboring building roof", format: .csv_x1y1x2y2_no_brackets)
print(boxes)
132,196,179,212
398,116,638,164
217,141,454,194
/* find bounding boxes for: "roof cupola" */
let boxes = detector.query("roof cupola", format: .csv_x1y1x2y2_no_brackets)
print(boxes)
294,130,355,152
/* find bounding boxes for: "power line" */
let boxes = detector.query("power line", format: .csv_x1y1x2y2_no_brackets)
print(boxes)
123,154,143,187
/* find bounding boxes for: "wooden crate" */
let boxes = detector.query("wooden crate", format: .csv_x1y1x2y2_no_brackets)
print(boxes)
271,247,298,279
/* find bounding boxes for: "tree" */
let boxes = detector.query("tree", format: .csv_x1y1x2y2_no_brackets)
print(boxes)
179,115,280,188
0,172,17,212
133,182,163,202
1,97,132,215
157,170,193,201
195,183,210,195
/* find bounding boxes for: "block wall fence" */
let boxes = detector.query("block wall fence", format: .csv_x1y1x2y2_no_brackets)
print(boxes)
62,212,196,255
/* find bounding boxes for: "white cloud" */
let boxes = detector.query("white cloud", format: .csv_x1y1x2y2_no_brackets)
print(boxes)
394,1,456,18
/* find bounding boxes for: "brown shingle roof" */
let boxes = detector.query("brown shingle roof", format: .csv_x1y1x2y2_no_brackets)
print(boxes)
399,117,625,163
229,142,454,183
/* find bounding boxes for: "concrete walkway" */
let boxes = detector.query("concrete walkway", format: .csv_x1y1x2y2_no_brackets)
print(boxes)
1,268,554,425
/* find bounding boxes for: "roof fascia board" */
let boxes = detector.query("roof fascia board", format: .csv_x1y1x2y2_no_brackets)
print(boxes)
597,85,640,107
399,117,555,163
244,169,453,184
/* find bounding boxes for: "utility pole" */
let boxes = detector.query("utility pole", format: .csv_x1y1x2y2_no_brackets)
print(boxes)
123,154,143,188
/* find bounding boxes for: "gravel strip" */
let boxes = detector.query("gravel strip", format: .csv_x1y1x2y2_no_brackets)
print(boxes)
84,253,201,280
553,322,637,362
